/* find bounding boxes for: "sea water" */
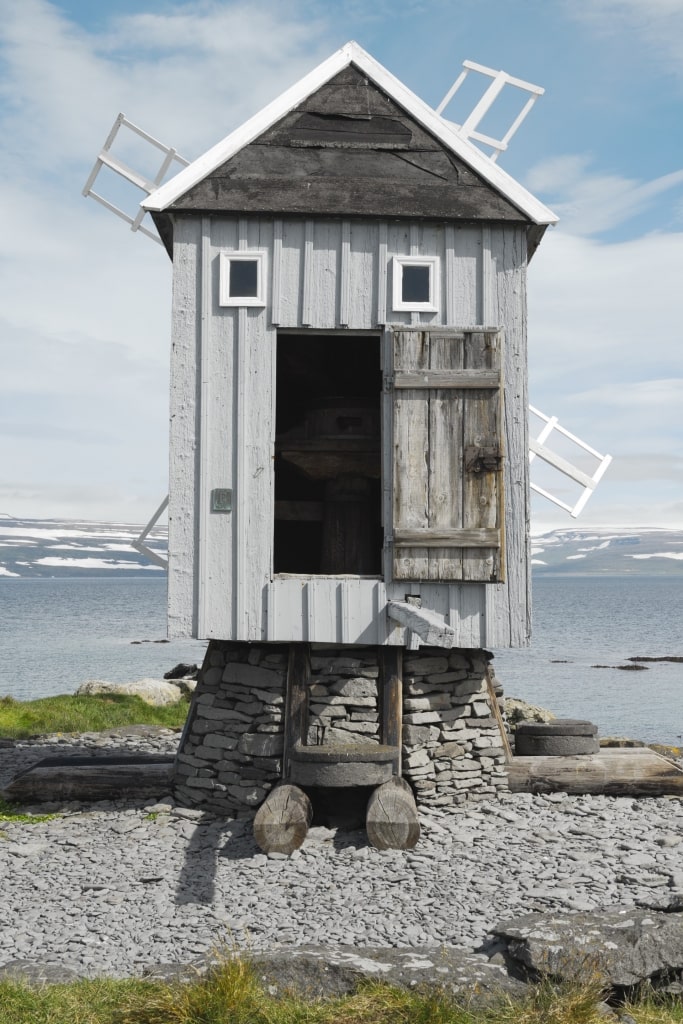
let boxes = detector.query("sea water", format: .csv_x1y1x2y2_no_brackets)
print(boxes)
0,575,681,746
494,575,683,747
0,577,204,702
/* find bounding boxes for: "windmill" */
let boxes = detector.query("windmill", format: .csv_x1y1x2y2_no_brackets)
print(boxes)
84,56,611,567
82,42,621,841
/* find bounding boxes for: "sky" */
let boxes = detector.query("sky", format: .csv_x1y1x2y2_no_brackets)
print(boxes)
1,0,682,531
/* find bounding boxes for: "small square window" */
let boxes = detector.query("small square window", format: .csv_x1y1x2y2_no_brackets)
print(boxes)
219,251,266,306
392,256,440,312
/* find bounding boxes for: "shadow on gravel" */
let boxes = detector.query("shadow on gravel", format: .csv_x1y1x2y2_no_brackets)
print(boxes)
175,814,255,905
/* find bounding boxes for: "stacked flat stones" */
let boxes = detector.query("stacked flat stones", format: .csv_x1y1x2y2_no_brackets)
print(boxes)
174,643,288,817
307,654,380,746
401,651,507,808
174,642,507,817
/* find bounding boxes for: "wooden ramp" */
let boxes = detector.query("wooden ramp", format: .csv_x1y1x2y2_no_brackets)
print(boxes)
1,756,175,804
507,747,683,797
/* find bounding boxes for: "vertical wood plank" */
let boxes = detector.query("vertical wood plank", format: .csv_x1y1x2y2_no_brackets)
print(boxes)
377,221,388,325
445,224,457,325
409,223,420,326
381,326,394,584
486,224,529,646
200,218,237,639
428,331,464,580
462,330,502,581
235,304,248,635
339,219,350,326
380,646,403,775
480,224,494,325
197,217,212,637
392,330,429,579
168,218,202,638
302,219,314,326
271,218,283,326
283,643,310,778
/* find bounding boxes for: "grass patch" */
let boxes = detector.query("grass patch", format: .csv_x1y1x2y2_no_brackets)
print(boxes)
0,956,680,1024
0,797,60,823
0,693,189,740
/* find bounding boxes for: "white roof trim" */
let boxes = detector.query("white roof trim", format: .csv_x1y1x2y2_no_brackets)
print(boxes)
143,40,557,226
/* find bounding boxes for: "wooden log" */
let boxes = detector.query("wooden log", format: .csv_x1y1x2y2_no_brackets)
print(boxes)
1,758,174,803
366,777,420,851
507,748,683,797
379,646,402,775
283,644,310,780
253,783,313,855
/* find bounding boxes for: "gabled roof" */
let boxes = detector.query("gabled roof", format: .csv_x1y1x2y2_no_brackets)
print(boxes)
143,41,557,227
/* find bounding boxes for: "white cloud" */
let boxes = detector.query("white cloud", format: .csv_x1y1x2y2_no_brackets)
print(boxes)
526,158,683,235
0,0,342,520
566,0,683,75
529,229,683,386
0,0,330,172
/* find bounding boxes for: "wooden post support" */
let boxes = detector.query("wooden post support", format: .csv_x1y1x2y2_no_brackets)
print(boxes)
366,776,420,850
253,783,313,855
379,646,403,775
283,643,311,779
485,664,512,761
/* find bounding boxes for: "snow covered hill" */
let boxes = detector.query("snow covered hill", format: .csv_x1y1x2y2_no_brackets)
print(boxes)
0,517,680,578
531,526,683,575
0,518,166,578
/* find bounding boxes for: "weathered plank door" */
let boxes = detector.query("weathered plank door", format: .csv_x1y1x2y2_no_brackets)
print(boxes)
386,327,504,582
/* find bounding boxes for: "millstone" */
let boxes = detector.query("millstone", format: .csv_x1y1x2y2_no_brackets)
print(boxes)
515,718,599,756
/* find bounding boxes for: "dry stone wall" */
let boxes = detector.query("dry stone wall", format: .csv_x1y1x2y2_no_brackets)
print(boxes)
307,653,380,746
173,642,288,817
173,641,507,816
401,650,508,807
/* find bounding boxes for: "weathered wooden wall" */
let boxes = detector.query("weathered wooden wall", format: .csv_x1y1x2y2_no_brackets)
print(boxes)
167,215,530,648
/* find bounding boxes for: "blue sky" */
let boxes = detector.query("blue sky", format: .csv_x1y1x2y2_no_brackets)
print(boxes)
1,0,682,530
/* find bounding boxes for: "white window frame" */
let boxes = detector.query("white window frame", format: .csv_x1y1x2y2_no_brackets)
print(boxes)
391,255,440,312
219,250,267,307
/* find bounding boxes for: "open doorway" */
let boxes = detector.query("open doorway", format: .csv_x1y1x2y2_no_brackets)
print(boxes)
274,332,382,576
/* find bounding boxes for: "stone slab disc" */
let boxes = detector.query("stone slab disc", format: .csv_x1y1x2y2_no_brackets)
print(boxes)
516,719,598,737
515,733,600,756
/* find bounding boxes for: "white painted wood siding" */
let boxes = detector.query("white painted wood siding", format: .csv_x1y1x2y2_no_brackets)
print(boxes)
167,215,530,648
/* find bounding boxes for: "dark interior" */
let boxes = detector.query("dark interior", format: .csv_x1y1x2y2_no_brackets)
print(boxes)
274,333,383,575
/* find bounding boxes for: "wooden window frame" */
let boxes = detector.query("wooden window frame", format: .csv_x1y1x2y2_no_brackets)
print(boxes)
218,250,267,307
391,256,440,313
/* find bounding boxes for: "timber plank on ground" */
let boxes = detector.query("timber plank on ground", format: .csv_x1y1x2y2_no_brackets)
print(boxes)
507,748,683,797
2,756,175,803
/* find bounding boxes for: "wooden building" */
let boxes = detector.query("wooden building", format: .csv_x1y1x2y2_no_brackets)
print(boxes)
143,42,557,847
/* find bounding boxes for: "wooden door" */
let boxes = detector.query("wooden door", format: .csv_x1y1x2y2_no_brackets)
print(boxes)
386,327,504,583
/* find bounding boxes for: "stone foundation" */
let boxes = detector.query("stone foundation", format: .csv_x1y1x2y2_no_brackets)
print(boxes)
173,641,508,817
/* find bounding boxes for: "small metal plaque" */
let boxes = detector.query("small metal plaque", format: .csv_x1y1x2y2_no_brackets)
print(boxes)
211,488,232,513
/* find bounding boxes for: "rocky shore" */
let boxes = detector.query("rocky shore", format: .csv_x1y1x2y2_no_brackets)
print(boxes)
0,727,682,998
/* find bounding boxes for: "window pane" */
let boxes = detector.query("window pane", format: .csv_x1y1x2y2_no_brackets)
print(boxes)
230,260,258,297
401,264,430,303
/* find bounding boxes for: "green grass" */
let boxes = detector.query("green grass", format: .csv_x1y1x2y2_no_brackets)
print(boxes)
0,957,680,1024
0,693,189,740
0,797,60,823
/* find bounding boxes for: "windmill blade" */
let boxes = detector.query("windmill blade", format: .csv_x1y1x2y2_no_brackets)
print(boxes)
83,114,190,243
436,60,544,162
529,405,612,518
131,495,169,569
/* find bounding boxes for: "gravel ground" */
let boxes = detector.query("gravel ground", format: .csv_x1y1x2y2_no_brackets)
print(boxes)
0,730,681,979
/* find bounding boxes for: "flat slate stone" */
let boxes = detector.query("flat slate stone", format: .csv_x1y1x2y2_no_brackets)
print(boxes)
149,946,528,1004
0,960,84,984
492,906,683,988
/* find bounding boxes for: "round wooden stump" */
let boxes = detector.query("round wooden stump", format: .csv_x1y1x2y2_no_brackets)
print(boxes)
253,783,313,855
366,776,420,850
